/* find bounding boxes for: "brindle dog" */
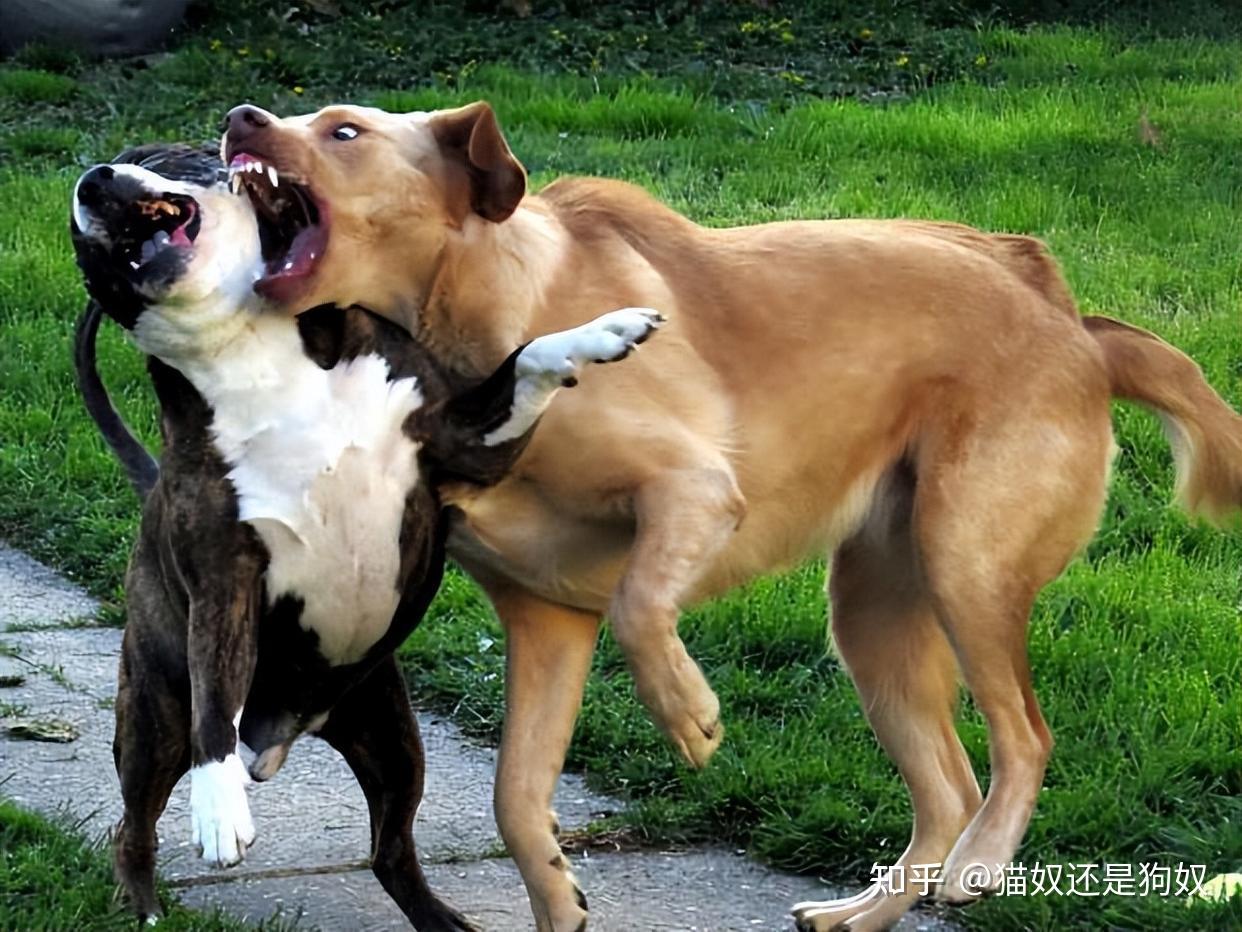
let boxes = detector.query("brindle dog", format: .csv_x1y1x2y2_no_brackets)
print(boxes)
70,142,661,929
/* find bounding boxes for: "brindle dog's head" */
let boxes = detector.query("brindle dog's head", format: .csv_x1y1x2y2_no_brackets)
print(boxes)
71,145,264,332
219,100,525,318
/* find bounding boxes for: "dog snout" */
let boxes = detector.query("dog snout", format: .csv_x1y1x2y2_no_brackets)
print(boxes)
225,104,274,148
73,164,126,234
75,165,117,212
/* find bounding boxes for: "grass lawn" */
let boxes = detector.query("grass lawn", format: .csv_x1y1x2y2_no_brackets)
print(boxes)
0,797,266,930
1,3,1240,929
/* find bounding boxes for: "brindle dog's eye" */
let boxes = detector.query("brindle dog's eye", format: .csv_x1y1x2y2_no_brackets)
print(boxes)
331,124,361,141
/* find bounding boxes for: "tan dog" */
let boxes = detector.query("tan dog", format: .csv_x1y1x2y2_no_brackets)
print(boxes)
221,100,1242,932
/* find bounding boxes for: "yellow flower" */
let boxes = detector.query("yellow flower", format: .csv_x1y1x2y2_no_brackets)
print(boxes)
895,54,909,67
208,39,222,51
859,28,873,40
237,46,250,57
975,53,988,66
740,21,760,34
293,85,304,95
780,30,795,43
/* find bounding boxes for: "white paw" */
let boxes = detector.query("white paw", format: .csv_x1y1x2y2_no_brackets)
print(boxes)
517,307,664,383
190,753,255,867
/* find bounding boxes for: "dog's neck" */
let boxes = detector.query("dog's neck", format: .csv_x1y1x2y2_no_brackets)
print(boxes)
406,203,569,376
133,298,324,421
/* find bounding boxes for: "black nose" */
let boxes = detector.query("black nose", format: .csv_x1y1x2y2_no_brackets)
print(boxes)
226,104,271,134
76,164,116,210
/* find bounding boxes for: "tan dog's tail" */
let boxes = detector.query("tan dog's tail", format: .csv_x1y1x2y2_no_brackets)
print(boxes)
1085,315,1242,523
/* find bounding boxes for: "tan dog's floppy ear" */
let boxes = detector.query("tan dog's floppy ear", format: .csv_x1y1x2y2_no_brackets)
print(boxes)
430,101,526,223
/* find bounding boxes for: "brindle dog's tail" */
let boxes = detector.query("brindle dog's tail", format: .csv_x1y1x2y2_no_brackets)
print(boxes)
74,300,159,498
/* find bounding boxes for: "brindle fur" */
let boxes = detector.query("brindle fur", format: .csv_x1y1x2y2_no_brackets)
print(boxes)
107,305,533,930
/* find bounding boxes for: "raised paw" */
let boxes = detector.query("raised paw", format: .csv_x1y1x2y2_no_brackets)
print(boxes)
582,307,665,361
517,307,664,384
630,643,723,769
189,753,255,867
667,698,723,769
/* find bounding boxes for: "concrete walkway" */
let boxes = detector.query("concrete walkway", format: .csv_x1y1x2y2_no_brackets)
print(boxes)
0,546,947,930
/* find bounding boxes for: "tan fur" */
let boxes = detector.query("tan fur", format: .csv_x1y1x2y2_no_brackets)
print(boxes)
225,102,1242,931
1084,315,1242,522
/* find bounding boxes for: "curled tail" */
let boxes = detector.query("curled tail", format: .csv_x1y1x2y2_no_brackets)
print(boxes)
1085,315,1242,523
74,301,159,498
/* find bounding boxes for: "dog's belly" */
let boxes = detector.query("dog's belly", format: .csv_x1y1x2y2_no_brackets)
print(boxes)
446,481,633,613
448,469,883,613
218,353,424,666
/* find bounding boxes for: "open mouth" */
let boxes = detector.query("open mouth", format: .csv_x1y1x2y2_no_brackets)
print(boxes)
228,153,328,301
114,195,201,273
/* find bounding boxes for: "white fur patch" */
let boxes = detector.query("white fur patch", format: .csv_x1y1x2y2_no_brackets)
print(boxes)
182,316,425,666
190,753,255,867
484,307,663,446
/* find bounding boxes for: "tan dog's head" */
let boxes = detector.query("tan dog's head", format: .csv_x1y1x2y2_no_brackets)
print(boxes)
220,100,525,317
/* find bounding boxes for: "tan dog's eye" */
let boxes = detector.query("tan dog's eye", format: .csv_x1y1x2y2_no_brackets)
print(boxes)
331,124,361,141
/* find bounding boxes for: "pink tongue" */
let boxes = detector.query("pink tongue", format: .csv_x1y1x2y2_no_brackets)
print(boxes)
169,203,197,246
272,223,327,278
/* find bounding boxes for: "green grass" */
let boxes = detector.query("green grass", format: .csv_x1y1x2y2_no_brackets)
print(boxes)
1,3,1241,929
0,69,77,105
0,798,268,930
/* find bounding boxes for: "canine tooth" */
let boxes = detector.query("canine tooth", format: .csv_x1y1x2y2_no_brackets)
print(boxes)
230,174,243,194
129,260,141,270
268,166,278,187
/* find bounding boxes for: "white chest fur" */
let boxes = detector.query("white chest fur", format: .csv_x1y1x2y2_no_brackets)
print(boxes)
148,313,424,666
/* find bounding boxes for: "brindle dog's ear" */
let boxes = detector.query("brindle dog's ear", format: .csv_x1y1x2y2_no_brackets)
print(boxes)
429,101,526,223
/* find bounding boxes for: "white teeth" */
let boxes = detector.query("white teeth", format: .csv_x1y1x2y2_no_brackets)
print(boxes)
129,260,141,270
267,165,278,187
138,230,171,266
230,174,243,194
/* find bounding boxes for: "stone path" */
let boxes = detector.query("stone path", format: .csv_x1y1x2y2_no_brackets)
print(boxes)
0,546,949,930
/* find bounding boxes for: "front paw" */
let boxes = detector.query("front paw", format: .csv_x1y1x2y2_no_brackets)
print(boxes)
518,307,664,383
632,650,723,769
581,307,665,363
414,897,482,932
189,753,255,867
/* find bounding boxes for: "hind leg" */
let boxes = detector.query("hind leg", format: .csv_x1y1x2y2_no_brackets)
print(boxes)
113,621,191,921
916,415,1111,904
317,656,476,932
793,474,982,932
